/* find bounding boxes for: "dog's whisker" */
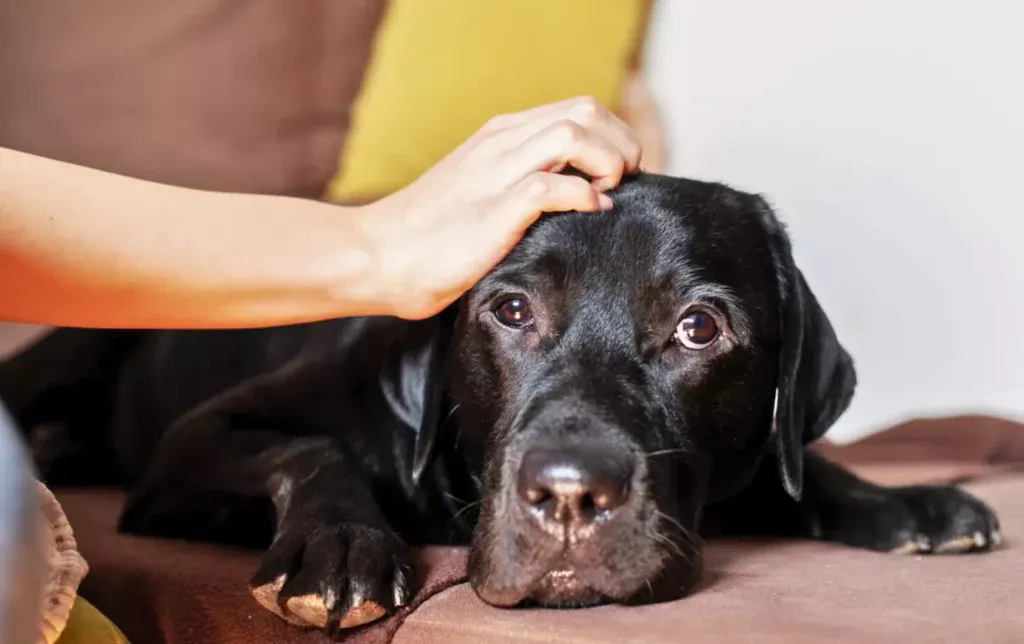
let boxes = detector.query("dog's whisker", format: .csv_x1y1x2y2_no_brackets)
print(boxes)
655,510,703,549
445,498,484,542
650,530,692,564
442,490,472,505
654,509,685,533
442,404,461,428
643,448,689,458
441,404,463,450
646,517,690,559
446,499,483,527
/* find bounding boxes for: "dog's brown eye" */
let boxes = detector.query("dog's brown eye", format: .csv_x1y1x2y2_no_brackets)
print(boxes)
675,310,719,349
494,297,534,329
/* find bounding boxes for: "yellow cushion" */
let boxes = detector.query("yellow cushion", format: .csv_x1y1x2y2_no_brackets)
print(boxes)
55,599,130,644
325,0,648,203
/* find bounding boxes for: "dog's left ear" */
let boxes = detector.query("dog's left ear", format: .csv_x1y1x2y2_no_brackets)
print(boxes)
380,307,457,485
757,198,857,501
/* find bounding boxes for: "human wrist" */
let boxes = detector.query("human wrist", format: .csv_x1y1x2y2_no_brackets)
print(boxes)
275,196,393,321
344,193,438,321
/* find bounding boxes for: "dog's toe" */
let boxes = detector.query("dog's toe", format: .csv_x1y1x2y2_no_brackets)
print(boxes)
932,533,980,554
250,522,413,632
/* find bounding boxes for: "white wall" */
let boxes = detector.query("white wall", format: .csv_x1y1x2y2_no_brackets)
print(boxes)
645,1,1024,441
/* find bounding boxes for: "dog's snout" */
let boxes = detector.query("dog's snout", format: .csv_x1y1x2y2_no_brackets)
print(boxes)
517,447,632,528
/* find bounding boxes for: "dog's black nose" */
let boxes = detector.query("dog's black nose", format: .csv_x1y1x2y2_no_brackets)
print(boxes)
517,447,632,528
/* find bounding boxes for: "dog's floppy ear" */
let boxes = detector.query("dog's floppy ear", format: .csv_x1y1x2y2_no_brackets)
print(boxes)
757,198,857,501
380,307,457,485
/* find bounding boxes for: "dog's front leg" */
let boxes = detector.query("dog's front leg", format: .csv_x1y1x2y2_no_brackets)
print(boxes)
708,450,1001,554
122,411,413,633
251,436,413,632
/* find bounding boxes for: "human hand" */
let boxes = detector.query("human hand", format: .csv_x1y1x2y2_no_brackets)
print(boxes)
357,96,643,320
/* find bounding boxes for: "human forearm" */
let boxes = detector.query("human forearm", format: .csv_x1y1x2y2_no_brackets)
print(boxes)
0,148,380,328
0,97,642,329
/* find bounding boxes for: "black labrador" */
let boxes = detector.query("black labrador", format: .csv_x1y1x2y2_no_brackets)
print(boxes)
0,173,1000,633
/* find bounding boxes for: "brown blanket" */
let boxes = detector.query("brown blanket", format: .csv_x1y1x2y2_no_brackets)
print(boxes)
58,415,1024,644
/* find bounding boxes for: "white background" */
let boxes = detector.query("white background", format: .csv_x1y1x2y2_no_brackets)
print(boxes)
645,1,1024,441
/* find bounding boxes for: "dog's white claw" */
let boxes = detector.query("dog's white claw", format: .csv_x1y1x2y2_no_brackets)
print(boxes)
393,570,409,608
991,530,1003,547
349,588,368,610
935,536,974,554
973,531,987,549
915,535,932,552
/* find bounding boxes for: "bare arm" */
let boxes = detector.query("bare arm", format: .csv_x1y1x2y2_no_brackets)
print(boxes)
0,96,641,329
0,147,381,328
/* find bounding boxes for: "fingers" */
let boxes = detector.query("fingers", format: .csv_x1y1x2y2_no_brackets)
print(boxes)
478,96,643,184
556,96,642,175
501,120,627,192
484,172,612,238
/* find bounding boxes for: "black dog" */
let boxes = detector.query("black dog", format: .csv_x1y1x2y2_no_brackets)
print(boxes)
0,173,1000,632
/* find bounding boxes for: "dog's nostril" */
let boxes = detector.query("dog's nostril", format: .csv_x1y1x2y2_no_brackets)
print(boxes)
578,491,597,517
517,447,633,528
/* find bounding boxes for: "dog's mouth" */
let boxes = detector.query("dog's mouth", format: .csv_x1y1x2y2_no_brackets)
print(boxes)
526,566,604,607
476,535,702,609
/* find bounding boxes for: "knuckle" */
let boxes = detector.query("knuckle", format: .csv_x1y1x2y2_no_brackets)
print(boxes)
551,119,584,145
572,95,603,123
482,113,512,133
523,175,551,200
564,179,591,203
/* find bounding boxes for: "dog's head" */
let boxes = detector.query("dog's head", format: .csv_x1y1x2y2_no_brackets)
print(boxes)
389,173,856,607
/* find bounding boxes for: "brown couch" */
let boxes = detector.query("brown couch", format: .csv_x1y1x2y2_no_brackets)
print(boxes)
58,416,1024,644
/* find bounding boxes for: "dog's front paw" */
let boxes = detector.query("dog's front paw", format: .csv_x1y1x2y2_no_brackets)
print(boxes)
825,484,1002,555
250,522,413,634
884,486,1001,555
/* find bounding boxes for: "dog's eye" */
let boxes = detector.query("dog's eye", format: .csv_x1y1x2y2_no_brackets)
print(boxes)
674,310,719,349
494,297,534,329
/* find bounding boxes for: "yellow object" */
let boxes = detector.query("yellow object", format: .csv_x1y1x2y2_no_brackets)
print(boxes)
326,0,649,203
54,599,129,644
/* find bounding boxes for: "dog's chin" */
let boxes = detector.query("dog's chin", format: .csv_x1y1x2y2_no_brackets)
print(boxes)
526,568,606,607
471,555,702,609
472,566,619,609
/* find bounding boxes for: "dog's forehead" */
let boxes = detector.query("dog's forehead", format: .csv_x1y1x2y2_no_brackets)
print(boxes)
479,175,770,297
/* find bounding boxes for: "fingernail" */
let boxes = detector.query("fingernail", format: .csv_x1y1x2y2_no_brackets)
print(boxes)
598,194,614,210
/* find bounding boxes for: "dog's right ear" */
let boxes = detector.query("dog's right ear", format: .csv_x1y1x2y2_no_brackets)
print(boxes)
755,197,857,501
379,307,457,486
